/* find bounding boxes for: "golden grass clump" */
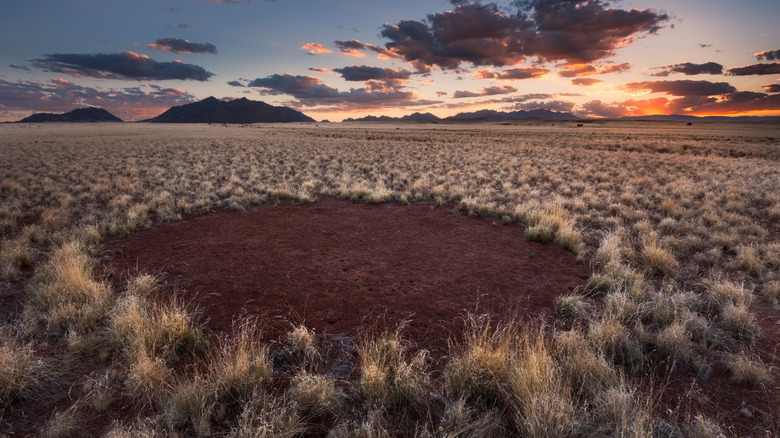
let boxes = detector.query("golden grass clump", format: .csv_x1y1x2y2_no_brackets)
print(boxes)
28,240,113,333
507,329,581,438
445,318,513,405
208,320,273,405
109,280,206,364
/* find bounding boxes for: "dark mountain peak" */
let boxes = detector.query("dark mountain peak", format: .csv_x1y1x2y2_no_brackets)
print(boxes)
146,97,314,124
17,107,122,123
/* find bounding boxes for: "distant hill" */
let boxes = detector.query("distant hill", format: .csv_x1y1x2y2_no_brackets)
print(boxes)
343,113,442,123
17,107,122,123
145,97,315,123
446,109,578,121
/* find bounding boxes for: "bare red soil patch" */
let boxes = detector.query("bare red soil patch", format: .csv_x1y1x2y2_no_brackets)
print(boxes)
103,198,588,358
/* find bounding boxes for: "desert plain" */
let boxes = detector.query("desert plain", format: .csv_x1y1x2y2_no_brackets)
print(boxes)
0,121,778,437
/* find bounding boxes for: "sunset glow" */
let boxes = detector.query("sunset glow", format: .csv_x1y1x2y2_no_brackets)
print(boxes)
1,0,778,121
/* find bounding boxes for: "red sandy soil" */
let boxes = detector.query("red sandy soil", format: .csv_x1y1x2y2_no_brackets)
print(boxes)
103,198,588,360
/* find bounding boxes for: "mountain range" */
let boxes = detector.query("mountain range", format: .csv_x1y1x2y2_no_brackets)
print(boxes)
17,107,123,123
13,99,780,124
144,97,315,123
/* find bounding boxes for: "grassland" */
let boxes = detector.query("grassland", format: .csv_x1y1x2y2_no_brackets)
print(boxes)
0,121,778,436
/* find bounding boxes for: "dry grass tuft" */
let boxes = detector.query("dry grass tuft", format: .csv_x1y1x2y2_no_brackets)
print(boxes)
507,328,581,437
0,327,52,406
29,241,113,333
554,294,591,319
445,318,513,405
359,327,429,406
286,371,341,417
724,353,771,385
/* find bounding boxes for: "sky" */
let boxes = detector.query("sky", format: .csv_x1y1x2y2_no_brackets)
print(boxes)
1,0,778,122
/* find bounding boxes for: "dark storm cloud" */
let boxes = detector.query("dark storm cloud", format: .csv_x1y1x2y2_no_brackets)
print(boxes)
651,61,723,76
755,50,780,61
452,85,517,98
32,51,214,81
249,74,340,99
764,82,780,93
147,37,218,54
0,77,195,120
727,62,780,76
247,73,437,110
623,80,736,96
380,1,668,71
333,66,411,81
475,66,549,80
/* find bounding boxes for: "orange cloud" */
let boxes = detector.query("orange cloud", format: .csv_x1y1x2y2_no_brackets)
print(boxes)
301,43,332,55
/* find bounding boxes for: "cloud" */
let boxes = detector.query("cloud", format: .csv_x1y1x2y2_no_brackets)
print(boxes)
9,64,31,71
622,80,736,96
380,1,667,71
147,37,218,54
475,66,549,80
308,67,333,74
452,85,517,98
0,77,195,121
333,39,401,59
227,80,245,87
755,50,780,61
301,43,332,55
248,74,339,99
557,62,631,77
511,100,576,113
246,73,437,110
651,61,723,76
571,77,602,86
166,23,193,30
764,81,780,93
32,51,214,81
727,62,780,76
699,43,712,48
333,65,411,82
